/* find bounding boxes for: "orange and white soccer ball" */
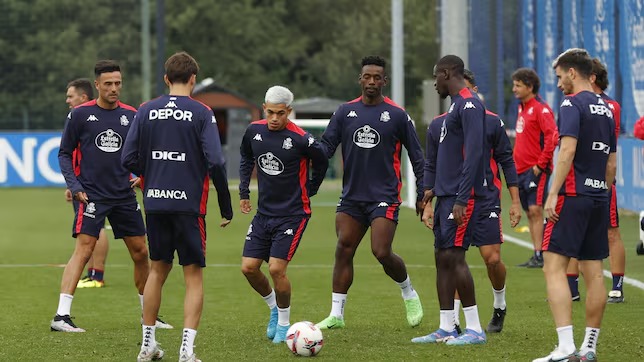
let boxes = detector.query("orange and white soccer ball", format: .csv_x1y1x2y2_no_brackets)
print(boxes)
285,321,324,357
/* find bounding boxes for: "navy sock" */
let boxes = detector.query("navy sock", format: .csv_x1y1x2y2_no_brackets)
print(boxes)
92,269,104,282
87,268,95,279
567,274,579,297
534,250,542,259
612,274,624,291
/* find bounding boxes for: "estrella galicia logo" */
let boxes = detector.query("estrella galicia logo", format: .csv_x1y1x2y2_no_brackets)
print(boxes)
258,152,284,176
95,129,123,153
352,125,380,149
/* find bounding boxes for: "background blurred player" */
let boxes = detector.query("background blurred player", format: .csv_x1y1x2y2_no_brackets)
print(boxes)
65,78,110,289
239,85,328,343
448,70,521,334
534,48,616,362
511,68,558,268
316,55,425,330
122,51,232,362
412,55,487,345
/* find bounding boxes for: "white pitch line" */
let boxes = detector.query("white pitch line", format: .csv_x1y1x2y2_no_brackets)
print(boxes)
503,233,644,291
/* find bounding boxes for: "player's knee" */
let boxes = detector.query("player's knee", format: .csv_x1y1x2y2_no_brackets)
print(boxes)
268,263,287,280
484,252,501,268
371,247,392,262
528,206,542,218
240,263,260,277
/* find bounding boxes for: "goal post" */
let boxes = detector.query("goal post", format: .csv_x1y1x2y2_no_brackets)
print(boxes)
292,118,417,209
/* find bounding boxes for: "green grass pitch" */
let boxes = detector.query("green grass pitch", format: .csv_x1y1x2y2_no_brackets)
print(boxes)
0,184,643,361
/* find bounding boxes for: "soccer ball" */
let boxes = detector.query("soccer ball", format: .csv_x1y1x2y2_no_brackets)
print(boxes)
285,321,324,357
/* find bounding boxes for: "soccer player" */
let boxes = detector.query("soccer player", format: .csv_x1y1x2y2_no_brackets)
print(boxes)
53,60,157,332
239,85,328,343
412,55,487,345
316,55,425,330
511,68,558,268
533,48,616,362
122,52,233,362
566,58,627,304
448,70,521,334
65,78,111,289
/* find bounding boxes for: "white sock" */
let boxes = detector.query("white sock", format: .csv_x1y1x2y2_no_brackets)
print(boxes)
493,286,506,309
396,275,418,300
580,327,600,355
141,325,156,351
453,299,461,326
277,306,290,326
556,325,576,355
330,293,347,318
56,293,73,316
439,310,455,332
262,289,277,309
463,305,483,333
180,328,197,356
139,294,144,310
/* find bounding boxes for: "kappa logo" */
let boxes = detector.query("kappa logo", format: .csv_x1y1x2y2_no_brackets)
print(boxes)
165,101,177,108
87,115,99,122
83,202,96,219
463,101,476,110
447,213,454,220
439,119,447,143
378,202,389,207
308,136,315,146
448,103,455,113
282,137,293,150
380,111,390,122
527,107,534,115
212,116,217,123
561,99,573,107
120,115,129,126
529,181,538,188
598,98,605,105
136,203,141,211
247,224,253,235
253,133,263,141
284,229,294,235
347,110,358,118
608,103,615,110
542,107,550,114
489,212,499,219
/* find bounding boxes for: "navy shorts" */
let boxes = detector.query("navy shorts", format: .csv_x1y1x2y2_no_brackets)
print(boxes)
72,199,145,239
518,169,549,211
608,184,619,228
467,205,503,247
146,214,206,267
433,196,476,250
336,199,400,226
242,213,310,262
542,195,609,260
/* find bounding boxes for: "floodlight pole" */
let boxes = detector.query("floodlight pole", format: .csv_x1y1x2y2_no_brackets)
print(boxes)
141,0,151,102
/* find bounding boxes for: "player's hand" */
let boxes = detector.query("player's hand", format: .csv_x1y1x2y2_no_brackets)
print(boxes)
75,191,89,204
240,199,252,214
220,218,232,227
544,193,559,223
452,203,467,226
64,189,73,202
509,201,522,228
532,165,542,176
130,177,141,189
415,200,424,217
421,202,434,229
421,189,434,205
